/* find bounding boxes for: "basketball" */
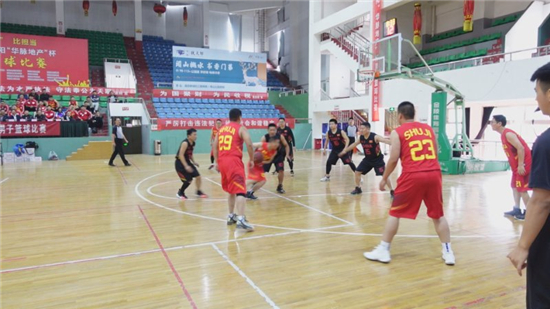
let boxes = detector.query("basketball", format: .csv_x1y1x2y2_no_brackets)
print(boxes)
254,152,264,164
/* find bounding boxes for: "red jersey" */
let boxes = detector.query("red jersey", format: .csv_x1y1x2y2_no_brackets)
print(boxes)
501,128,532,172
69,100,79,107
395,122,440,173
67,110,78,119
15,102,25,113
48,99,58,109
218,122,243,159
0,103,8,112
77,110,92,121
256,142,277,166
211,126,220,142
45,111,56,120
25,98,38,108
39,105,47,113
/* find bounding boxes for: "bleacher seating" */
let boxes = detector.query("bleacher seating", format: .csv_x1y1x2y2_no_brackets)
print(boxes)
491,13,522,27
407,48,489,69
420,33,501,56
65,29,127,66
267,71,285,88
143,36,184,86
0,23,56,36
152,97,283,119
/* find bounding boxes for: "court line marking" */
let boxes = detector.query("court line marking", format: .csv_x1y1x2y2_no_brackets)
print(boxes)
138,205,197,309
204,176,354,226
127,159,141,171
115,166,128,185
0,178,9,184
212,244,280,309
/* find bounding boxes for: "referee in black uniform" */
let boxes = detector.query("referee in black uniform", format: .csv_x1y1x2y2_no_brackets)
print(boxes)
108,118,131,167
508,62,550,308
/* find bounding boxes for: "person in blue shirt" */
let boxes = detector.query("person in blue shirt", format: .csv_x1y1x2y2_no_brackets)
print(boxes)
88,91,100,113
508,62,550,308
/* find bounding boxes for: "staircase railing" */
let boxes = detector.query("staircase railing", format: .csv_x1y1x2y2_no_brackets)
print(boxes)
327,26,370,67
320,89,332,101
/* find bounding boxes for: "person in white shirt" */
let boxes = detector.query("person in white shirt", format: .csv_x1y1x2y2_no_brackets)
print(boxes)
108,118,131,167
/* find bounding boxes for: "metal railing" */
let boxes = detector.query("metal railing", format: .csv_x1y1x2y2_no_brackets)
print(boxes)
411,44,550,75
279,89,308,97
326,27,370,67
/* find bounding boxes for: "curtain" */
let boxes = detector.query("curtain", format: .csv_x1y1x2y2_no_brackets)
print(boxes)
229,14,242,51
473,107,494,141
61,122,89,137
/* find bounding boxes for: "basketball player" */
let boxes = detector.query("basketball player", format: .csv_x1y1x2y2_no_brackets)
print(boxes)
340,121,394,196
213,109,254,231
246,136,281,200
175,128,208,200
277,118,296,176
261,123,291,193
320,119,357,182
209,119,223,170
490,115,532,220
508,62,550,308
364,102,455,265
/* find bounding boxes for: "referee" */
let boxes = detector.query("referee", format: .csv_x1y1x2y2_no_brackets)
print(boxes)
108,118,131,167
508,62,550,308
346,117,358,159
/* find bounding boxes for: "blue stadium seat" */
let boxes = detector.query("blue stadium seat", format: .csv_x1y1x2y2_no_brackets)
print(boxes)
167,98,174,103
153,98,160,103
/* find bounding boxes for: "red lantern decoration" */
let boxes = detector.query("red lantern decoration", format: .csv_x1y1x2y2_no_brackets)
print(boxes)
153,3,166,17
112,0,118,16
413,3,422,45
183,7,188,27
463,0,475,32
82,0,90,17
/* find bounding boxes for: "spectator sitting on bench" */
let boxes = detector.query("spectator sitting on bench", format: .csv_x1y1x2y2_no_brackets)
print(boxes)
28,89,39,101
107,91,118,103
69,96,79,109
18,110,33,122
39,88,50,101
36,110,46,122
77,106,93,122
44,107,56,121
88,91,100,112
47,97,59,111
89,111,104,133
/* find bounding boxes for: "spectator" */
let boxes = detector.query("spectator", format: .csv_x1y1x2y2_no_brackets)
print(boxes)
107,91,118,103
28,89,39,101
83,100,94,113
47,97,59,110
61,110,73,121
15,96,26,114
18,90,28,100
0,110,6,122
77,106,92,122
18,110,33,122
66,106,78,120
39,88,50,101
25,95,38,112
89,91,100,112
69,96,79,109
0,100,9,113
38,101,47,113
89,111,104,133
44,107,56,121
35,110,46,121
4,107,18,121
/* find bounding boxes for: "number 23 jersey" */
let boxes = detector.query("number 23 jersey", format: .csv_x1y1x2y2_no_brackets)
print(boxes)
395,122,440,173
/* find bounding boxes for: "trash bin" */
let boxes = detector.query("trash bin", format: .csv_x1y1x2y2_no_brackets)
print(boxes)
154,140,162,155
314,138,322,150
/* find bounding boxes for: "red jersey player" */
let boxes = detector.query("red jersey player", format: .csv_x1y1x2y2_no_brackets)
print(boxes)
364,101,455,265
246,138,281,200
490,115,532,220
209,119,223,170
213,108,254,231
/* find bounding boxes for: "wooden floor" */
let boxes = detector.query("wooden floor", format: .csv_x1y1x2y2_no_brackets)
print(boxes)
0,150,527,308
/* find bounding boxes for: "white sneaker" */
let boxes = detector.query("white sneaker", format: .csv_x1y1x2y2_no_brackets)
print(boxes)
320,176,330,182
363,245,391,263
442,251,455,265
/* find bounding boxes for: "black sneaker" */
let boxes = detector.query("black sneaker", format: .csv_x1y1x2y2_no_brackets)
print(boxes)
272,171,277,175
197,190,208,198
390,190,395,199
514,210,526,221
276,185,285,194
504,207,522,217
124,163,131,166
108,163,115,167
176,190,188,200
246,191,258,200
351,187,362,195
290,170,295,177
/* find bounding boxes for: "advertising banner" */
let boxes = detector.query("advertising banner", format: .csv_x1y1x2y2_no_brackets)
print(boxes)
172,46,267,93
0,121,60,137
0,85,136,96
157,118,295,130
153,89,268,100
0,33,89,88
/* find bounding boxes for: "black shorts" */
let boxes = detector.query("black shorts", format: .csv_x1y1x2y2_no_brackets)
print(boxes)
175,160,200,181
327,150,352,166
264,153,285,172
527,219,550,308
357,158,386,176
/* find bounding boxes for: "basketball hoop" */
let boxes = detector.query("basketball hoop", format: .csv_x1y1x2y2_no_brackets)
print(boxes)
357,70,379,85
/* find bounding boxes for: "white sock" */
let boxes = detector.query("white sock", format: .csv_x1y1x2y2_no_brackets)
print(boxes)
237,215,245,221
380,241,390,250
442,242,452,253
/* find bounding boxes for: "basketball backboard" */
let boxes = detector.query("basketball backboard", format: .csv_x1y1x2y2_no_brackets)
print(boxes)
358,33,403,81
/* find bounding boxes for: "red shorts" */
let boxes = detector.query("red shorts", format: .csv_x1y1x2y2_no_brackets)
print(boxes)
218,156,246,195
511,171,531,192
247,164,266,182
390,170,444,220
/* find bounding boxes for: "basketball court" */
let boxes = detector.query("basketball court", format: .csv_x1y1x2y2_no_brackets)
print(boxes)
0,152,526,308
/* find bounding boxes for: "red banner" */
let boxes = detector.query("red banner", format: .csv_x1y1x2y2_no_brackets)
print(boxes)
0,85,136,96
0,121,60,137
0,33,89,88
157,118,295,130
371,0,383,122
153,89,268,100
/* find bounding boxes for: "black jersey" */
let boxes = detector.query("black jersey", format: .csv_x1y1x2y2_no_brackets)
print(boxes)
277,126,294,147
327,128,346,151
360,133,383,161
265,133,285,154
176,139,194,164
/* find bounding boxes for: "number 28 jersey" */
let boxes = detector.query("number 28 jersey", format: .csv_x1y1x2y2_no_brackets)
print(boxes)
395,122,440,173
218,122,243,159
